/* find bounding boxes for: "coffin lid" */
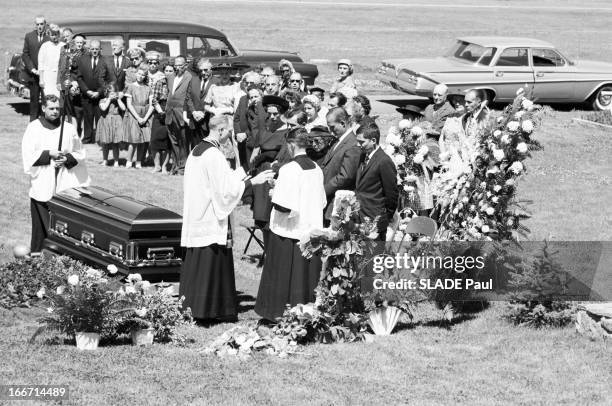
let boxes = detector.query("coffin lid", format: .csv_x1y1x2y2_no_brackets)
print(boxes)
53,186,182,225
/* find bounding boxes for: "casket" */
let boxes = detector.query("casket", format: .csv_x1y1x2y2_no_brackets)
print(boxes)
43,186,183,281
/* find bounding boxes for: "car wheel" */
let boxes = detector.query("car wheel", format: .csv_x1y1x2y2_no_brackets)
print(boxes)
591,86,612,110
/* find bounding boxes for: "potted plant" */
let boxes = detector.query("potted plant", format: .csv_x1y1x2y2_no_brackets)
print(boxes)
40,270,122,350
116,274,193,345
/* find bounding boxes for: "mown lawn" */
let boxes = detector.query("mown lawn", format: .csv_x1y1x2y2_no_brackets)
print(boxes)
1,0,612,404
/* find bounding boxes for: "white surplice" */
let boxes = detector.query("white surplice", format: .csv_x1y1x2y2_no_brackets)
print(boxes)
269,156,327,241
22,119,90,202
181,143,246,247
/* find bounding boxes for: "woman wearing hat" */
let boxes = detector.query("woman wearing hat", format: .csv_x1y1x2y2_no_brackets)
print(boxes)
330,58,357,94
204,61,243,168
302,94,327,132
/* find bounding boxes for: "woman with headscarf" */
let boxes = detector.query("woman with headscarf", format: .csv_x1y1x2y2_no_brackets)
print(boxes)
278,59,295,93
204,61,243,168
330,58,357,94
302,94,328,131
255,127,326,321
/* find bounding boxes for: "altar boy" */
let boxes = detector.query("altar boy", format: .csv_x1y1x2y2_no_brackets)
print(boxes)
180,115,273,322
22,94,90,253
255,128,327,321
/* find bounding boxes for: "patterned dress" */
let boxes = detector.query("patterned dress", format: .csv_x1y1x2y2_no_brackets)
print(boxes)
96,99,124,144
123,83,152,143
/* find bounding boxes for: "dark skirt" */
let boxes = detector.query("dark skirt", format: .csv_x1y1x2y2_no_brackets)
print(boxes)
255,232,322,321
150,112,170,152
252,162,273,223
179,245,237,320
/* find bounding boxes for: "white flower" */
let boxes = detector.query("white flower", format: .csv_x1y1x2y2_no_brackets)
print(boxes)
501,134,511,144
516,142,528,153
134,307,148,318
462,197,469,203
398,119,412,130
493,130,502,137
127,273,143,283
482,225,490,233
509,161,523,174
507,121,520,131
461,221,467,227
493,185,502,192
141,280,152,291
86,268,102,279
497,116,504,124
521,120,534,133
56,285,65,295
125,285,136,294
67,275,79,286
47,307,53,313
521,99,534,110
107,264,119,274
417,145,429,156
385,130,402,147
486,191,492,198
493,149,505,161
452,208,459,215
382,144,395,157
486,166,500,176
492,196,499,203
507,218,515,226
514,111,525,119
465,182,471,188
413,154,424,164
506,179,515,186
480,182,486,188
392,154,406,166
469,205,476,212
440,151,450,161
486,207,495,215
36,287,45,299
410,126,424,137
403,185,415,192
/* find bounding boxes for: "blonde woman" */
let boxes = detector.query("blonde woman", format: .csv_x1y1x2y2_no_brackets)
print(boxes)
37,24,64,97
330,59,357,94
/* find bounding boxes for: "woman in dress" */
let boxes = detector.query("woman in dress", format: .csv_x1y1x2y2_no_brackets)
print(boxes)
146,51,165,87
96,82,126,166
123,65,153,168
37,24,64,97
330,59,357,94
255,127,327,321
204,62,243,168
124,47,145,89
149,63,173,173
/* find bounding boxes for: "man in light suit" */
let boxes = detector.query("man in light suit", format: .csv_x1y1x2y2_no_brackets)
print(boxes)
184,58,214,151
22,16,49,121
354,123,398,242
165,55,193,175
76,40,108,144
321,107,361,222
105,39,131,91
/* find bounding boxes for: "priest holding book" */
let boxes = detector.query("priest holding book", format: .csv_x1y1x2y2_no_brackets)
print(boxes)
180,115,274,322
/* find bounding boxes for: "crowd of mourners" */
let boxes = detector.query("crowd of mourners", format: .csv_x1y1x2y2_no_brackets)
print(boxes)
22,16,493,323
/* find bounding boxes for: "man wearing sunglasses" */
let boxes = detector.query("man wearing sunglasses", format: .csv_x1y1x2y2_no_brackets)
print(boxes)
22,15,50,121
105,39,130,91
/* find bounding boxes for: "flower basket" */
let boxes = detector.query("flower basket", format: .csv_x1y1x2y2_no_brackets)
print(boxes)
131,328,154,346
367,306,402,335
75,332,100,350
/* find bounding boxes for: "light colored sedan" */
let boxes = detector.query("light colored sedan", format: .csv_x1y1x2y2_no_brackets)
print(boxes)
377,36,612,110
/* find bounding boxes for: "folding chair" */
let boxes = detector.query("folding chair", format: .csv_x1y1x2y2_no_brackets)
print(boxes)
242,223,265,257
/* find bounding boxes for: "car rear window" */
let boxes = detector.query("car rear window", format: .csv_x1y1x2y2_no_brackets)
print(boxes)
448,41,496,65
186,36,235,58
129,35,181,58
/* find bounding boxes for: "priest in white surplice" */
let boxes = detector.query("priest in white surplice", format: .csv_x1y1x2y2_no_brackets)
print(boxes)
180,115,274,321
255,128,327,321
22,95,90,253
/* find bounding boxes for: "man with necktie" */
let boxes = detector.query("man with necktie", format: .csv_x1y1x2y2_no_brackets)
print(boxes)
76,40,108,144
105,39,130,91
22,15,50,121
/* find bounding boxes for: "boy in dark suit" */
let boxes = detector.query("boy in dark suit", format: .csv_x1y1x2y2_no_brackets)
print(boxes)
22,16,49,121
355,123,399,242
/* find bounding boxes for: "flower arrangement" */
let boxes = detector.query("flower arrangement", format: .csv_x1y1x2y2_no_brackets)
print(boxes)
434,89,545,241
115,274,193,344
39,269,123,338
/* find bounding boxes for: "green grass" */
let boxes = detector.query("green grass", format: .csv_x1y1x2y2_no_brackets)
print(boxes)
1,1,612,404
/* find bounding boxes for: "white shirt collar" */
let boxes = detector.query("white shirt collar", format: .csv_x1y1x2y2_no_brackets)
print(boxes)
333,127,353,150
367,146,379,161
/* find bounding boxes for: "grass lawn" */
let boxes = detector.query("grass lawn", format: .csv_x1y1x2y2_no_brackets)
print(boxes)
1,0,612,404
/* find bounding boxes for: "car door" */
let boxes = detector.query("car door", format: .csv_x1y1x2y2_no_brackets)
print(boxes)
530,48,575,101
492,47,535,102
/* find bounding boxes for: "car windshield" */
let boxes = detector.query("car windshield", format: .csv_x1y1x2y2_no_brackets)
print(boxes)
446,40,496,66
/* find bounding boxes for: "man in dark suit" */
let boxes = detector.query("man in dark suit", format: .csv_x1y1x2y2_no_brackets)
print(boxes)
76,40,107,144
165,55,193,175
22,16,49,121
355,123,399,241
105,39,130,91
321,107,361,222
184,58,214,151
234,71,262,170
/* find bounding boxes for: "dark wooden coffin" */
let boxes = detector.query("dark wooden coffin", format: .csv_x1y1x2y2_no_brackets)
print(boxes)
43,186,183,281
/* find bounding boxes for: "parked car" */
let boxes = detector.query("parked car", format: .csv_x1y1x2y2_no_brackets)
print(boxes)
377,36,612,110
7,18,318,96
